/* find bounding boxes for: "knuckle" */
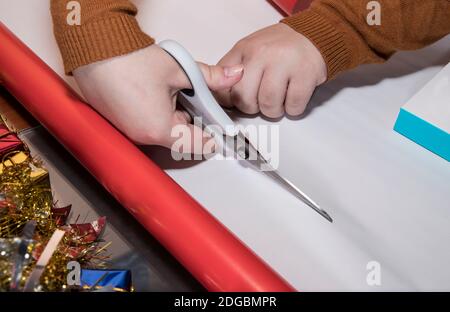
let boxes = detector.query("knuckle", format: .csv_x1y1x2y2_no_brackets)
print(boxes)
234,38,248,50
237,98,259,114
272,111,284,119
285,100,307,116
258,86,279,109
251,43,269,55
231,89,258,114
259,100,273,112
259,98,283,119
258,92,274,110
262,107,284,119
238,100,259,114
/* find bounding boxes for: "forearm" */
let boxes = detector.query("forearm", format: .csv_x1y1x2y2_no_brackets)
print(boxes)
281,0,450,79
50,0,154,75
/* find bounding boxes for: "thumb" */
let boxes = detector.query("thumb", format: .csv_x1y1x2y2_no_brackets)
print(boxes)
197,63,243,91
163,110,217,156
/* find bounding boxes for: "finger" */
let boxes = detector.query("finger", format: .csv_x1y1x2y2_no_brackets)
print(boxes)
162,111,216,155
230,60,264,115
198,63,243,91
258,70,288,119
284,78,315,116
173,109,192,124
215,48,244,107
171,62,243,92
218,45,244,67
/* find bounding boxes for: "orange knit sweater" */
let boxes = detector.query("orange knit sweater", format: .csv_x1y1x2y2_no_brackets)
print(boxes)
51,0,450,79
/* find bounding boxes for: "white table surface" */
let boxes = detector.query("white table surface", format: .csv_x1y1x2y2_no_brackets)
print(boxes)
1,0,449,291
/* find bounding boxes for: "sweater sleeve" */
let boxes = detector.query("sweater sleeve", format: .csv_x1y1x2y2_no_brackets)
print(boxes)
50,0,154,75
281,0,450,79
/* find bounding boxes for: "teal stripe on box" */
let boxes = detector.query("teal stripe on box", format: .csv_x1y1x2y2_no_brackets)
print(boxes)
394,108,450,161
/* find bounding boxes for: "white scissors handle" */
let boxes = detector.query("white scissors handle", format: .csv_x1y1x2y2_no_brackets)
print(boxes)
159,40,238,137
160,41,332,222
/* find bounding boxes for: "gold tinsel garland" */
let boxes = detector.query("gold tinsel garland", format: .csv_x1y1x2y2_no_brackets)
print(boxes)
0,140,109,291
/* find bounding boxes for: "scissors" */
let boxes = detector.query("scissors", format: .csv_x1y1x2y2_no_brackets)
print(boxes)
159,40,333,223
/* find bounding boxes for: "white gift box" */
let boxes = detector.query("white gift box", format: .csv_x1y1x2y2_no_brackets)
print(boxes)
394,63,450,161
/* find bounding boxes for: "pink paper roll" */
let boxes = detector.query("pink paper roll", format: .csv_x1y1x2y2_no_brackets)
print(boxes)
269,0,313,15
0,23,295,292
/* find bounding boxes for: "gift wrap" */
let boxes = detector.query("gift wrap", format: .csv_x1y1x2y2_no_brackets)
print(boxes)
1,0,450,292
0,23,293,292
80,269,132,292
0,124,23,157
270,0,313,15
394,63,450,161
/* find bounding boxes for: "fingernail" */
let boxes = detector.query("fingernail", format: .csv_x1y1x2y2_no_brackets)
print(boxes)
224,65,244,78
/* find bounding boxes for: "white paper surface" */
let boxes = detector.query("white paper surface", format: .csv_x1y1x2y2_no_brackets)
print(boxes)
1,0,449,291
403,62,450,132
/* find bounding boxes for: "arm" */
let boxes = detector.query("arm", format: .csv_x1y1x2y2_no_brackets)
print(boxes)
50,0,243,152
282,0,450,79
51,0,154,75
216,0,450,118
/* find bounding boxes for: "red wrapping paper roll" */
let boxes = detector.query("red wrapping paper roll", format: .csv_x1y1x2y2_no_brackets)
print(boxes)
270,0,313,15
0,23,295,292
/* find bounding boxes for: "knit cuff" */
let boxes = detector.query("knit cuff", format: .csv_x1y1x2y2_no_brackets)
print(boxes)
281,10,350,80
57,14,154,75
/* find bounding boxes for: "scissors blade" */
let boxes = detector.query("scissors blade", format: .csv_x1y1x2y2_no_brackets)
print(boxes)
232,131,333,223
262,169,333,222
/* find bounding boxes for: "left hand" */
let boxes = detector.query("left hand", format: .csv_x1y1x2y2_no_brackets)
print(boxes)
215,23,327,118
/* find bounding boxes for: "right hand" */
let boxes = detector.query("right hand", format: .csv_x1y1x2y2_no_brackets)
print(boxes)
73,45,243,154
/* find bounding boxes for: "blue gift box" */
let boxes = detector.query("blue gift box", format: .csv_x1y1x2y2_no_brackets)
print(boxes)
80,269,132,292
394,63,450,161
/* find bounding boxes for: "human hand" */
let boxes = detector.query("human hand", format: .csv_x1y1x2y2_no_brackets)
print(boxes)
216,23,327,118
73,45,243,153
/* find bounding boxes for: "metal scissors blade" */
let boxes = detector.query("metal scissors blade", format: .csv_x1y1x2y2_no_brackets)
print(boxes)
262,170,333,222
233,131,333,223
